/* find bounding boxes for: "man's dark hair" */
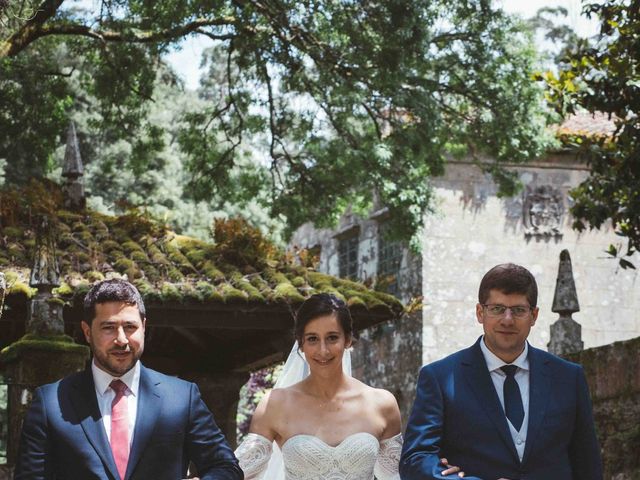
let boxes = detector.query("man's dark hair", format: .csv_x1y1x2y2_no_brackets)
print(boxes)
478,263,538,307
83,279,146,324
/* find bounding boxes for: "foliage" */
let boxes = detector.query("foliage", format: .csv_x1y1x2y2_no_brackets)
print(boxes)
236,365,282,443
542,0,640,268
1,0,550,243
213,217,279,271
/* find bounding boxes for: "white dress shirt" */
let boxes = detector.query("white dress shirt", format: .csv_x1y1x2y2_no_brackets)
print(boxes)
91,360,141,445
480,337,529,461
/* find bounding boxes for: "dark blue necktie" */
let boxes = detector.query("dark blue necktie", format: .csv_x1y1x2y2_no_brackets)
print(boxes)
501,365,524,431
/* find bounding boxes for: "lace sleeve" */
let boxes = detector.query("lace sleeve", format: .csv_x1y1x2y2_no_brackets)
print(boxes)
235,433,273,479
374,433,402,480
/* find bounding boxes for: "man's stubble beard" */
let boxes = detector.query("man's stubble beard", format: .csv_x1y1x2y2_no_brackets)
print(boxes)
92,342,143,377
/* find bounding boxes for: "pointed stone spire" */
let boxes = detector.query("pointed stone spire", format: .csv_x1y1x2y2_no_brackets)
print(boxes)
551,249,580,315
62,121,83,178
61,121,86,210
548,250,584,355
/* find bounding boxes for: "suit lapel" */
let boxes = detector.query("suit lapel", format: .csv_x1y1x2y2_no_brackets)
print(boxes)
125,365,162,480
461,339,520,464
70,369,120,480
522,345,552,466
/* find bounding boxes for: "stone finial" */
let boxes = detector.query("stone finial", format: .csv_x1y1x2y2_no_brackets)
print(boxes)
29,216,60,290
61,121,86,210
551,249,580,315
62,121,83,178
548,249,583,355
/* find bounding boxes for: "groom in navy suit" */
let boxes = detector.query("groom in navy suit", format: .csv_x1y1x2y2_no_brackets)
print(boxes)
15,278,242,480
400,263,602,480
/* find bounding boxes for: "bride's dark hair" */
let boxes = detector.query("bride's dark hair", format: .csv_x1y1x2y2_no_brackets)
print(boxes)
294,293,353,345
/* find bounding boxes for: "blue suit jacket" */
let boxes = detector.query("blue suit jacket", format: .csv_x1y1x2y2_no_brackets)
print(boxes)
15,365,242,480
400,338,603,480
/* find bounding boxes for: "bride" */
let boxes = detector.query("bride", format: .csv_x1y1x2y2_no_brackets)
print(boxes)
235,293,403,479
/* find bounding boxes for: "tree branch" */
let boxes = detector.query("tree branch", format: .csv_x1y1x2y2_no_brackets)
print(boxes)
2,12,237,58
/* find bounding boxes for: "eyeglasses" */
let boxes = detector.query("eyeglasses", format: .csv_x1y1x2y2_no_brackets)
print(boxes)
482,304,533,319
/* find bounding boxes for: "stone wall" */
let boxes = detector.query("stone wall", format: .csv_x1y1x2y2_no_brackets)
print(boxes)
567,336,640,480
422,157,640,365
350,311,423,429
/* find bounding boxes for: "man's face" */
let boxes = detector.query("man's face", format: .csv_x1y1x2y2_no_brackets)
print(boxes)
476,289,538,363
81,302,145,377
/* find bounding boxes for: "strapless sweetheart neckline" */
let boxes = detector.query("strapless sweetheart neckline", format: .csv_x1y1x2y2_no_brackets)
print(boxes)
282,431,378,449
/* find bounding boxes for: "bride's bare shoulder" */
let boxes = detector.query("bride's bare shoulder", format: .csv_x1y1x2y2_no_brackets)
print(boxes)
355,380,400,415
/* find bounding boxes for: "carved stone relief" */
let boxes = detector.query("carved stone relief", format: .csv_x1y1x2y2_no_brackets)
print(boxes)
522,185,565,239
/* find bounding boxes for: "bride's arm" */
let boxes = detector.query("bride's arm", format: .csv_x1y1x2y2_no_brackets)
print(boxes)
234,390,281,479
374,389,403,480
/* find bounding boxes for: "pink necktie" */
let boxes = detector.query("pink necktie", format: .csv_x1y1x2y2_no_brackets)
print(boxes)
110,380,129,480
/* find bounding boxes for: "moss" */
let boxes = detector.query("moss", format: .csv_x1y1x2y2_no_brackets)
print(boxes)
8,281,36,299
307,271,334,288
72,281,91,302
122,241,144,254
291,276,306,288
0,333,89,363
53,282,73,297
219,283,248,303
160,282,182,303
71,221,86,232
4,271,19,283
264,268,289,285
167,267,183,282
141,265,161,282
84,271,105,282
230,272,264,302
346,295,367,308
271,282,306,303
248,274,270,291
201,261,226,283
135,280,163,304
180,283,203,303
114,258,135,272
101,240,121,252
110,250,126,261
184,249,207,267
130,251,150,263
7,242,25,258
46,296,67,307
2,226,24,238
196,281,224,303
75,251,90,264
77,230,93,243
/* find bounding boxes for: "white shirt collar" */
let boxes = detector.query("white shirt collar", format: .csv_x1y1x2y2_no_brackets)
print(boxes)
480,336,529,373
91,359,141,397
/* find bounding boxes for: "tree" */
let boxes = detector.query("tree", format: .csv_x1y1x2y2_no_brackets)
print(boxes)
1,0,550,241
543,0,640,268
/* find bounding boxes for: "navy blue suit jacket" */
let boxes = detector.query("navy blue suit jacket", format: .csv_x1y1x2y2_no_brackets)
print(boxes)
400,338,603,480
15,365,242,480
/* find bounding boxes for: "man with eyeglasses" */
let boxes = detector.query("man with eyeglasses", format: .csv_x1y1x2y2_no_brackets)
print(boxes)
400,263,602,480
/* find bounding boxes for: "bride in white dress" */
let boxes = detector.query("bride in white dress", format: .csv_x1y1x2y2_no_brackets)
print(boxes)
235,293,403,480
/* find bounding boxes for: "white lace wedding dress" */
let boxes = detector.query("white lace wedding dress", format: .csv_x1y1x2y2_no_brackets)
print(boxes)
236,431,402,479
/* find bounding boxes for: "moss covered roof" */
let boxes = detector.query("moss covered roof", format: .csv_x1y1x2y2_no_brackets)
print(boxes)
0,181,402,320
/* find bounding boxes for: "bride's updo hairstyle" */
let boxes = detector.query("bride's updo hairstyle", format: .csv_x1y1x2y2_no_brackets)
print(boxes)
294,293,354,346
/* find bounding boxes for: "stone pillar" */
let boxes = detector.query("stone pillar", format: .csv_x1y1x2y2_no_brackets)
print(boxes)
547,249,584,355
0,219,89,465
61,121,86,211
183,371,250,449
